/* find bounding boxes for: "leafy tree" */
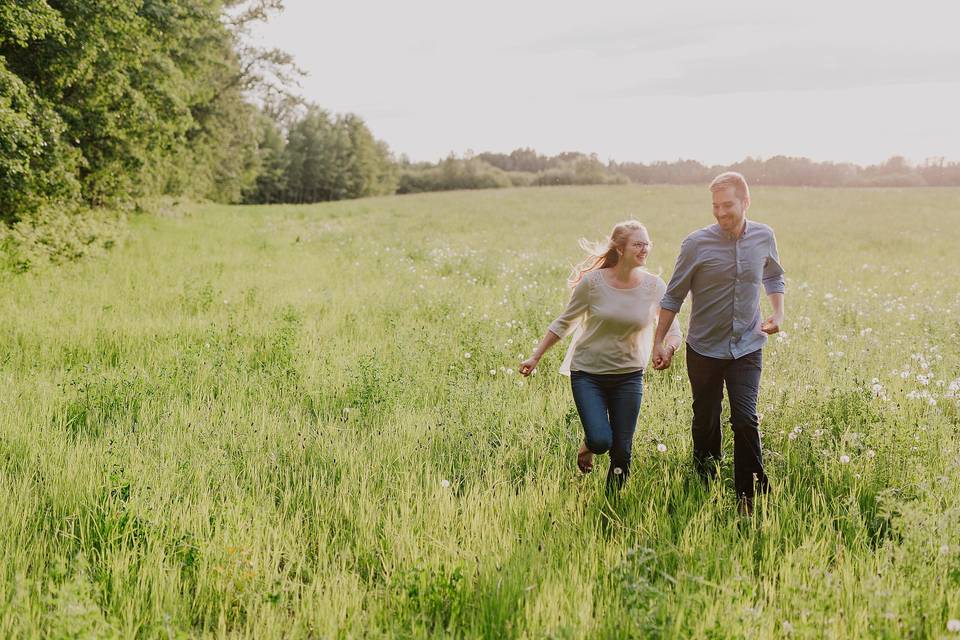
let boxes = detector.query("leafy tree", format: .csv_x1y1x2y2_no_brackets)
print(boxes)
0,1,80,224
243,112,288,204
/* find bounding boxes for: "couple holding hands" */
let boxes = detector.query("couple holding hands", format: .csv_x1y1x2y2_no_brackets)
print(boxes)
519,172,785,514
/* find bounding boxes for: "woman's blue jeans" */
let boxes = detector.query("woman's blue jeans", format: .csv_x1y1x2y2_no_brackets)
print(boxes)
570,369,644,490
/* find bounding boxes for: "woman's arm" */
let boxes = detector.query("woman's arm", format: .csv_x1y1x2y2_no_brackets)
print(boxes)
519,330,561,376
519,275,590,376
652,305,683,369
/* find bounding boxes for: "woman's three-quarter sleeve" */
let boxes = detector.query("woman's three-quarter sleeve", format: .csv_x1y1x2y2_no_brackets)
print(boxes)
548,275,590,339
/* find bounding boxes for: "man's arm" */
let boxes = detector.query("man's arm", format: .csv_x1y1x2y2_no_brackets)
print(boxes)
654,236,696,369
760,229,785,334
660,236,697,315
761,292,784,334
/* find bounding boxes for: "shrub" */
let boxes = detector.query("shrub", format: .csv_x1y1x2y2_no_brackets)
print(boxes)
0,206,125,273
397,158,512,193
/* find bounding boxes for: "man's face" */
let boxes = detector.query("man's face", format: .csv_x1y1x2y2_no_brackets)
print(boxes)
712,186,748,235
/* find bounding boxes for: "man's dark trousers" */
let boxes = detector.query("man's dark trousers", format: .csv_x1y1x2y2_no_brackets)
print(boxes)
686,344,768,498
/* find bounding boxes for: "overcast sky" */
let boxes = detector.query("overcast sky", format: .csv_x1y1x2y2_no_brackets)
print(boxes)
250,0,960,165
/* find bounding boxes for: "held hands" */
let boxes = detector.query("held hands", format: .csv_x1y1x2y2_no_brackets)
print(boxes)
761,313,784,335
652,343,675,370
519,356,540,377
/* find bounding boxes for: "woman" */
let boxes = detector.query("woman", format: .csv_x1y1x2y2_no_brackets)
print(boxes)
519,220,682,490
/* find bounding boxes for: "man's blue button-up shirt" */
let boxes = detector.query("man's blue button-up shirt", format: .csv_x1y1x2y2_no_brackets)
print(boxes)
661,219,785,359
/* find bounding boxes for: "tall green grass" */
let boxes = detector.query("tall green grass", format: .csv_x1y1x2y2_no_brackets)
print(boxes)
1,186,959,638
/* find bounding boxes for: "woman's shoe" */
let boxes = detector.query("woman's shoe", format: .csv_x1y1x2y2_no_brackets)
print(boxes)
577,441,594,474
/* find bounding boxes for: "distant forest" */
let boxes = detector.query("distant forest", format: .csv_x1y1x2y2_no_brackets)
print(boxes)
2,1,958,270
393,150,960,195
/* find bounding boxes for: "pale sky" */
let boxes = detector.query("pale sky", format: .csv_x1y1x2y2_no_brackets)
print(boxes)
251,0,960,165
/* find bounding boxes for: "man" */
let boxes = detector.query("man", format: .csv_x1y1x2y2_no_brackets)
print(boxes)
651,172,785,515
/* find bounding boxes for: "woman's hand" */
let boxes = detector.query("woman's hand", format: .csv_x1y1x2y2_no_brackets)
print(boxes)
519,356,540,376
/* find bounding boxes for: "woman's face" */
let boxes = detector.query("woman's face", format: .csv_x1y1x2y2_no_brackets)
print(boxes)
621,229,652,267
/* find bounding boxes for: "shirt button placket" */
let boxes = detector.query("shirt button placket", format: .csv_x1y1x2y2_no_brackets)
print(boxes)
735,238,743,356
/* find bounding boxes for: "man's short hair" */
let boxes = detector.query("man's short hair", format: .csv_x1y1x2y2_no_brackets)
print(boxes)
709,171,750,201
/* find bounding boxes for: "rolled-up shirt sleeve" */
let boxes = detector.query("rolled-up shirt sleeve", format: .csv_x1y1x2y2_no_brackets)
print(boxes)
762,231,786,295
660,237,697,312
548,276,590,338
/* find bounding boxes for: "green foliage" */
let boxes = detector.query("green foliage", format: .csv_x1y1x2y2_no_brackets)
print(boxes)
0,0,65,49
397,156,513,193
531,156,629,186
4,1,191,205
398,153,628,194
0,206,124,272
243,112,288,204
0,0,294,265
0,2,274,205
245,106,397,204
0,58,81,225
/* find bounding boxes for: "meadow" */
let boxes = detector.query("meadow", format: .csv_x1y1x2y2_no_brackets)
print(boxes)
1,185,959,638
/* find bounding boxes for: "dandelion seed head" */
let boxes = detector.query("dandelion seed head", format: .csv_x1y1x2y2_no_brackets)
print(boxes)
440,479,451,489
464,352,471,359
657,443,667,453
839,454,850,464
948,619,960,633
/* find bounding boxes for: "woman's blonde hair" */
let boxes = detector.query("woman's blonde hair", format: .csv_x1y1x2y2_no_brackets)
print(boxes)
568,219,647,287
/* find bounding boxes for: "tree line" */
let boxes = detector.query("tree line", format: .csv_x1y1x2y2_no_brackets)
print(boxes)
468,149,960,189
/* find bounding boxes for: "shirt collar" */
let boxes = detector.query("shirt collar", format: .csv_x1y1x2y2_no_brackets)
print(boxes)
721,217,749,241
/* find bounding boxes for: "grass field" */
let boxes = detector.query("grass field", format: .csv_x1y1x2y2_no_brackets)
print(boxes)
1,185,959,638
